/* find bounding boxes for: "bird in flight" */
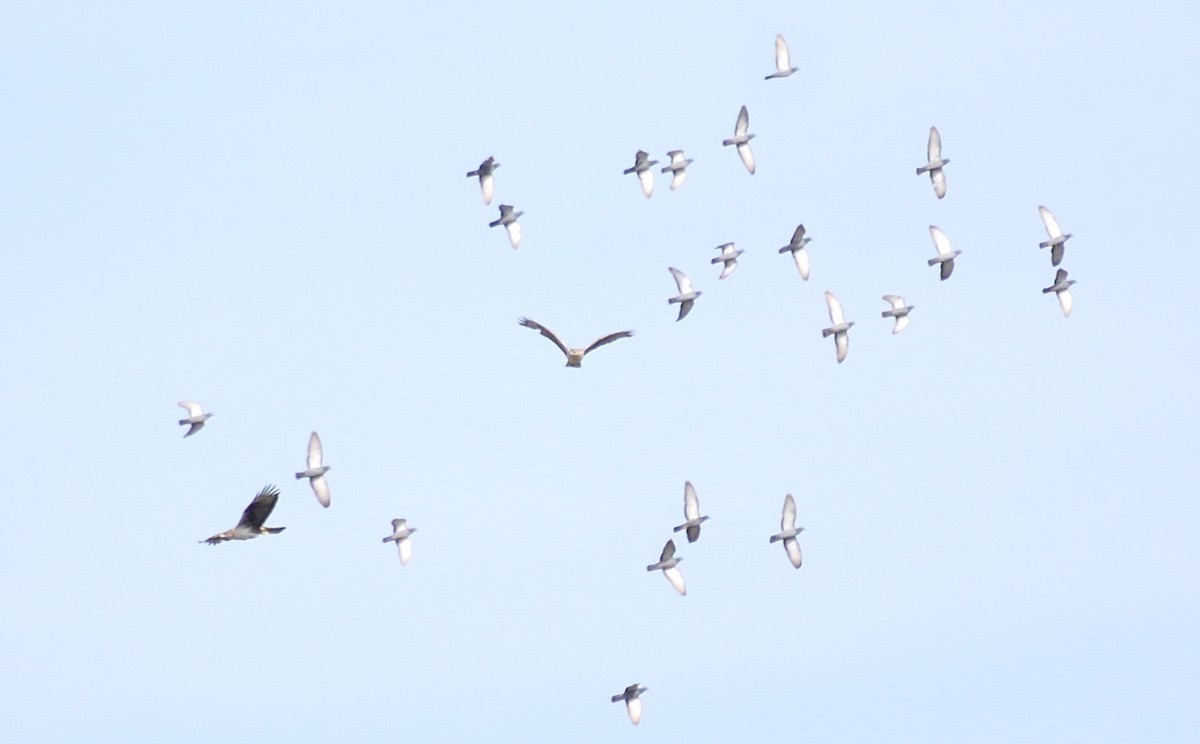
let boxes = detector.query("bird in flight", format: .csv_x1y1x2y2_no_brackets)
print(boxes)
611,684,648,725
201,485,285,545
764,33,799,79
916,126,950,199
177,401,212,438
660,150,693,191
927,226,962,281
646,539,686,596
623,150,659,198
381,519,418,566
711,242,744,280
1038,206,1073,267
295,431,332,508
778,224,812,280
769,493,805,569
517,318,634,368
672,481,710,543
667,267,702,321
466,156,499,205
489,204,523,250
1042,268,1077,317
822,291,854,364
722,105,756,174
881,295,914,334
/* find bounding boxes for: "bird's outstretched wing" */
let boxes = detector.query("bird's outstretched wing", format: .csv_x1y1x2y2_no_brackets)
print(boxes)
1039,206,1063,238
824,292,845,325
238,485,281,530
683,481,699,520
735,105,750,136
790,224,807,245
518,318,571,359
582,330,634,356
668,267,692,294
929,226,952,256
307,432,324,469
774,34,792,71
178,401,203,416
882,295,907,310
781,493,797,531
659,540,676,562
927,126,942,161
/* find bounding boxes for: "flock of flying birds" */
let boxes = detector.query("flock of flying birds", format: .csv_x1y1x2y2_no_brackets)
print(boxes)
184,32,1081,728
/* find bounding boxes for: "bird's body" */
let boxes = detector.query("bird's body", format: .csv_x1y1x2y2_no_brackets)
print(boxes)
202,485,285,545
667,267,702,321
769,493,805,569
821,291,854,363
466,156,499,205
1038,206,1073,266
646,539,686,595
611,684,647,725
177,401,213,438
778,224,812,280
381,518,417,566
916,126,950,199
1042,268,1077,317
517,318,634,367
660,150,693,191
764,33,799,79
881,295,914,334
711,242,744,280
623,150,659,198
672,481,709,543
488,204,523,249
294,431,332,508
722,105,756,174
927,225,961,280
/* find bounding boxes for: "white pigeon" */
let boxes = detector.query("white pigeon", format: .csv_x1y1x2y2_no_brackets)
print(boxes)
667,267,702,321
466,156,499,205
646,539,686,596
1042,268,1077,317
880,295,914,334
915,126,950,199
778,224,812,280
294,431,332,508
1038,206,1073,267
711,242,744,280
672,481,710,543
764,34,799,79
177,401,212,438
611,684,648,726
660,150,693,191
381,518,417,566
623,150,659,198
821,291,854,364
769,493,805,569
927,225,961,281
488,204,523,249
722,105,756,174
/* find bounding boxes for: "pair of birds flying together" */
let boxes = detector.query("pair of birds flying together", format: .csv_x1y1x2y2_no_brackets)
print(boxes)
623,150,695,197
465,157,524,250
1037,206,1076,317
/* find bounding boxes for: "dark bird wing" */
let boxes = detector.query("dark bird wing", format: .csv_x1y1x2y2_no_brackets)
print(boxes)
790,224,807,245
659,540,676,562
582,330,634,356
519,318,571,359
237,485,281,530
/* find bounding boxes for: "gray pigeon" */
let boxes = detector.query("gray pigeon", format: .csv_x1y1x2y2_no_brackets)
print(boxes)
778,224,812,280
660,150,693,191
623,150,659,198
915,126,949,199
927,226,961,281
177,401,212,438
646,539,686,596
1042,268,1076,317
768,493,805,569
722,105,756,174
672,481,709,543
1038,206,1073,266
466,156,499,205
667,267,702,321
517,318,634,367
294,431,331,508
488,204,523,249
881,295,914,334
381,518,417,566
202,485,285,545
821,291,854,363
611,684,648,726
764,34,799,79
711,242,744,280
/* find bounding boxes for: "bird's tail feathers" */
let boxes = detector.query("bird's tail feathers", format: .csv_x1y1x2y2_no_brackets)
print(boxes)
721,138,736,146
466,169,480,177
927,258,939,266
769,534,782,543
294,472,306,479
916,166,929,175
488,219,501,228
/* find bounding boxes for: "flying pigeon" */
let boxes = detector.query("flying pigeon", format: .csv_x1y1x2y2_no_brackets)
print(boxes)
764,34,799,79
881,295,914,334
1042,268,1077,317
769,493,805,569
466,156,499,205
660,150,693,191
915,126,950,199
623,150,659,198
517,318,634,367
778,224,812,280
177,401,212,438
646,539,686,596
1038,206,1073,266
667,267,702,321
672,481,709,543
381,518,417,566
611,684,648,726
927,226,961,280
722,105,756,174
711,242,744,280
821,291,855,364
295,431,331,508
202,485,285,545
488,204,523,250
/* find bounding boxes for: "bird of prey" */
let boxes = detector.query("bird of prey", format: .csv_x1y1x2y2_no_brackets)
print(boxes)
488,204,523,250
672,481,709,544
1042,268,1077,317
927,225,962,281
769,493,805,569
201,485,285,545
466,156,499,205
611,684,648,726
722,105,756,174
821,291,855,364
177,401,213,438
778,224,812,280
517,317,634,367
711,242,744,280
915,126,950,199
1038,206,1073,267
623,150,659,198
646,539,686,596
764,34,799,79
667,267,702,321
881,295,914,334
295,431,331,508
381,518,417,566
660,150,693,191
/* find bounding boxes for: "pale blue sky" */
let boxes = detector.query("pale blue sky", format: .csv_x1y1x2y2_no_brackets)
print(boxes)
2,1,1198,741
